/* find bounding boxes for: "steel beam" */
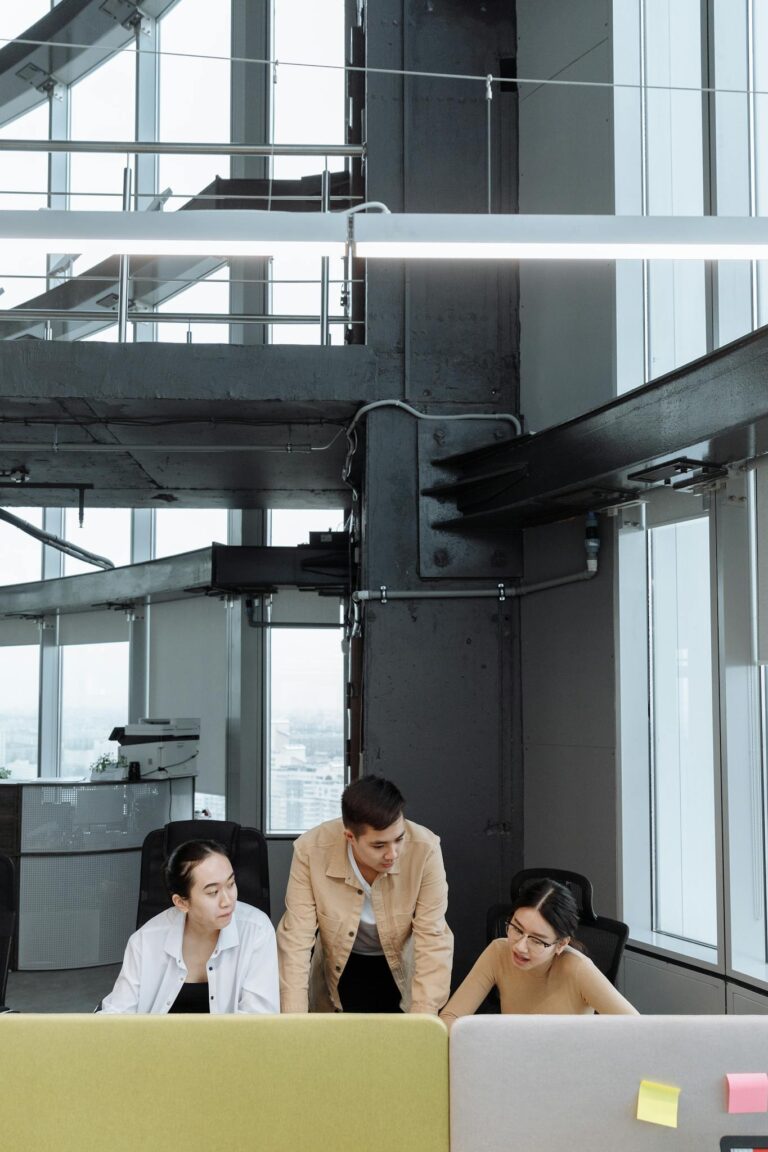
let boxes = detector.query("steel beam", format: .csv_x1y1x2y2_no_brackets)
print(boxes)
429,322,768,527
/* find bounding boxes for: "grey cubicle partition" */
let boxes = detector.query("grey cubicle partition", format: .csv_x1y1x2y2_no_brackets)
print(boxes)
450,1015,768,1152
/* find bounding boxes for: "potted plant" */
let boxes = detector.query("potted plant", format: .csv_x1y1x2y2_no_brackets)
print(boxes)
89,753,128,782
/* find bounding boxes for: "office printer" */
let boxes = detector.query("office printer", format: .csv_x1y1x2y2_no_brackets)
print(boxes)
108,718,200,779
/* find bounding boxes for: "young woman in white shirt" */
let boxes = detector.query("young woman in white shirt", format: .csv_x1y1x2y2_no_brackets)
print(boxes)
100,839,279,1015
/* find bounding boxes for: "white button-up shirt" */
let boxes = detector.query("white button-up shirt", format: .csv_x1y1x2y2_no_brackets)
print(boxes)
101,902,279,1015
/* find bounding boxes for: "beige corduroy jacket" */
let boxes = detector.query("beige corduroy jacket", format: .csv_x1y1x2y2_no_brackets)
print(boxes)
276,817,453,1014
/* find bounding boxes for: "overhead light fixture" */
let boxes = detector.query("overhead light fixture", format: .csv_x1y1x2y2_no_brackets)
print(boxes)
351,213,768,261
0,209,347,260
1,210,768,264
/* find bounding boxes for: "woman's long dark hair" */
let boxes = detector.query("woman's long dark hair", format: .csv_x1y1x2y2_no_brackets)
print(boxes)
164,839,230,899
511,878,581,945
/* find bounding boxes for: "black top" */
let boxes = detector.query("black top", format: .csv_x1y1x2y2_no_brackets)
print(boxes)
168,981,210,1014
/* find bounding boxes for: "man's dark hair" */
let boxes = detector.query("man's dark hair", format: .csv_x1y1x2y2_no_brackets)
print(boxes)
341,775,405,834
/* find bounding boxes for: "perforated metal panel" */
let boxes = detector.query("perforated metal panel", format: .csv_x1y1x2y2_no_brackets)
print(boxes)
18,852,141,969
15,777,194,968
20,780,190,853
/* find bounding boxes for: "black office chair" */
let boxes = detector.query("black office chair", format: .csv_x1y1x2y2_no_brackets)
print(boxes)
486,867,628,986
136,820,270,928
0,853,17,1013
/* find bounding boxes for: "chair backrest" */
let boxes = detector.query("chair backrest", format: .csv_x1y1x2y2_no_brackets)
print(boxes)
571,915,628,985
0,853,17,1009
510,868,596,920
136,820,270,929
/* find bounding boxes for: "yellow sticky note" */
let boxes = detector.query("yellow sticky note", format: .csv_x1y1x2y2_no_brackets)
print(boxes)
637,1079,681,1128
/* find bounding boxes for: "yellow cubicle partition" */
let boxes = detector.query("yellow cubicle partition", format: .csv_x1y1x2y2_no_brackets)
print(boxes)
0,1014,449,1152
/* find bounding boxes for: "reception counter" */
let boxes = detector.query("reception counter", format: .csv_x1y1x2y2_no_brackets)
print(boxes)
0,775,194,969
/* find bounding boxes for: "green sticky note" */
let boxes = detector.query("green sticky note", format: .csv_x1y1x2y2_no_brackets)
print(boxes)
637,1079,681,1128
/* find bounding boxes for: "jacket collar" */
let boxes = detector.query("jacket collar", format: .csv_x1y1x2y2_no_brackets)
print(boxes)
325,835,349,880
326,824,407,882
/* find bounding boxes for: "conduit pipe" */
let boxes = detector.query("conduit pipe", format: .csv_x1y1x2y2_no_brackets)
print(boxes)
0,507,115,570
353,513,601,603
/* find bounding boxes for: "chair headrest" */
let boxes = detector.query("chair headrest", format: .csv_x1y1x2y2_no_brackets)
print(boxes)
162,820,241,859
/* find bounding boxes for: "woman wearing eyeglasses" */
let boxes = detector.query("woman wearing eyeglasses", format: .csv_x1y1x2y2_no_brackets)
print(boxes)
439,877,637,1029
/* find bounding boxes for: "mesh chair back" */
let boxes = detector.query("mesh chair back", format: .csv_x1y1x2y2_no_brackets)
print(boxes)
574,916,628,985
136,820,270,929
0,853,17,1008
510,868,596,920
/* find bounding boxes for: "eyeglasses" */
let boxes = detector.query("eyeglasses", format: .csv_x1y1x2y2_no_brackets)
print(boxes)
505,918,558,955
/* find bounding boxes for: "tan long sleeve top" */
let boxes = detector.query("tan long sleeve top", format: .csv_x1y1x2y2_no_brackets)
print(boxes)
439,940,638,1029
276,817,453,1014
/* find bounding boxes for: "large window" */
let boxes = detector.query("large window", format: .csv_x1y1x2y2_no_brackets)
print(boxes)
70,46,136,214
270,0,346,346
614,0,768,995
154,508,229,557
63,508,131,575
157,266,230,344
649,519,717,947
158,0,231,200
60,642,129,777
0,1,51,42
268,628,345,834
0,509,42,585
266,508,345,834
0,646,40,780
0,103,49,312
620,502,719,965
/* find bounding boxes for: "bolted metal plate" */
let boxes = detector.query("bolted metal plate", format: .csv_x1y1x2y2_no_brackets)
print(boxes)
417,419,523,579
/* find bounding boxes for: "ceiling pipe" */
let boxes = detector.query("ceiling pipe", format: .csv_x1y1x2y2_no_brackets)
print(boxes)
0,507,114,570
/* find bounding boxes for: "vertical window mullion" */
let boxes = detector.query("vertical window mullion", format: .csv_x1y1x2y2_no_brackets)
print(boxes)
647,527,659,931
39,509,63,776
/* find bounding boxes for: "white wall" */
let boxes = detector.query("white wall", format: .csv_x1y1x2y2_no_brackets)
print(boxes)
148,597,230,800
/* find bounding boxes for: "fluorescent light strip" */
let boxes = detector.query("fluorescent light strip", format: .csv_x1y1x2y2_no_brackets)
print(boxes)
1,209,767,262
352,213,768,260
0,209,347,259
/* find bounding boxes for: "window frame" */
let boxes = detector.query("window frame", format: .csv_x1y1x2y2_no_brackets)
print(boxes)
619,490,723,971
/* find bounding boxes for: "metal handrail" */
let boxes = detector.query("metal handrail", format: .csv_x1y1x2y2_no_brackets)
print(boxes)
0,141,364,341
0,310,358,326
0,140,364,157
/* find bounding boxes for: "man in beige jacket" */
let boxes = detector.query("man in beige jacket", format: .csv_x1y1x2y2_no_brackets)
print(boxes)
276,775,453,1013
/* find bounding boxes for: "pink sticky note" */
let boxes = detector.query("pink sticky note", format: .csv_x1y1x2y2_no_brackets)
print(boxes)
726,1072,768,1114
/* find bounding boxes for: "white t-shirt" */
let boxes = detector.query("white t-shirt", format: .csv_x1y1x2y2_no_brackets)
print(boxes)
347,843,384,955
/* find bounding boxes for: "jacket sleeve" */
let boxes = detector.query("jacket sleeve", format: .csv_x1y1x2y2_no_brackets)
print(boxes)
438,943,498,1030
99,933,142,1014
237,918,280,1014
577,956,639,1015
276,839,319,1013
409,840,454,1014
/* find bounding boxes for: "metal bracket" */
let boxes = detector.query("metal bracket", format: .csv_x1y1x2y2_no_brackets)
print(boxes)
99,0,147,31
379,585,387,604
497,583,506,601
16,64,63,100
